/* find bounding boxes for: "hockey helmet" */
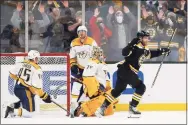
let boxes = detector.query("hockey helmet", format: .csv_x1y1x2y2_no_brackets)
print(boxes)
137,30,150,38
28,50,40,60
77,25,87,34
92,46,101,58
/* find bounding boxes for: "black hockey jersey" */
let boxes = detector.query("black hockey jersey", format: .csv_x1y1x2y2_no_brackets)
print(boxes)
122,38,163,73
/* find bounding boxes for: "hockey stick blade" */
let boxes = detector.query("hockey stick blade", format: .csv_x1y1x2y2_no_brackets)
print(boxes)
52,84,67,99
51,100,74,118
148,28,177,96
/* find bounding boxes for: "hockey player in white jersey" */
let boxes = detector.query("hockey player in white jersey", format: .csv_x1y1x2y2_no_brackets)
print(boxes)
70,25,98,111
4,50,52,118
74,47,115,117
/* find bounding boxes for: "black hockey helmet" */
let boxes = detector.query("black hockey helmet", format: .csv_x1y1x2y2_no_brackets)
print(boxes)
137,30,150,38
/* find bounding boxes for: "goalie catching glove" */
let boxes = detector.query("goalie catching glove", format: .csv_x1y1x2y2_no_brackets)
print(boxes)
40,92,52,103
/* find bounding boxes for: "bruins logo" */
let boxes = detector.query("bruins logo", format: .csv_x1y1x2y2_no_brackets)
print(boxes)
146,28,156,38
166,28,174,37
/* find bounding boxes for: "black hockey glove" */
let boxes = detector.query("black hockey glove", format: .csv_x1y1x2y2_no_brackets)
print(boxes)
159,48,171,56
41,93,52,103
129,38,140,47
71,65,79,75
122,38,140,56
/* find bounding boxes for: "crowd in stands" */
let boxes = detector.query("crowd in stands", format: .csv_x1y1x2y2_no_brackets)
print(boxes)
0,0,187,62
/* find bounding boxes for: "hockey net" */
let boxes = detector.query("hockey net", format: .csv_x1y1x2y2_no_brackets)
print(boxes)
0,53,70,115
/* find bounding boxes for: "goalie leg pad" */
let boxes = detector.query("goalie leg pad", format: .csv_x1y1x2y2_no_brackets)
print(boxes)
83,77,100,98
80,95,105,117
80,94,115,117
104,104,115,116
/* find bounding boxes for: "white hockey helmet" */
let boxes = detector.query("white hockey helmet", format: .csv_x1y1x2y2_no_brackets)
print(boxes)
77,25,87,34
28,50,40,60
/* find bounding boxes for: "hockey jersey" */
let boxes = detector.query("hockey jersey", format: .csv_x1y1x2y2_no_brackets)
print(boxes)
82,58,110,97
9,60,47,99
69,36,98,69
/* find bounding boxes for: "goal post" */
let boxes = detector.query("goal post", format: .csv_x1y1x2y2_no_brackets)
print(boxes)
0,53,71,115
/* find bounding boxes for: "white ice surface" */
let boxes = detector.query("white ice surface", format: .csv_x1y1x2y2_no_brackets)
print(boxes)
1,111,187,124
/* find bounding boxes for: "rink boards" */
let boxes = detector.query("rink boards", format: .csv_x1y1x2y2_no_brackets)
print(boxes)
1,63,187,111
107,63,187,111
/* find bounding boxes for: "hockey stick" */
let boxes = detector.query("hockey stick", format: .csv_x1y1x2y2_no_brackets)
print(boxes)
52,84,67,99
51,99,74,118
148,28,177,94
71,75,83,83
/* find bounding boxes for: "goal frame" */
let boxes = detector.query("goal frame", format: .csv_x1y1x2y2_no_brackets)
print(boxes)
0,53,71,115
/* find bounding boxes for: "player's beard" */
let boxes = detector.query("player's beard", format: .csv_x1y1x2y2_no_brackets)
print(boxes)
79,34,86,40
141,40,148,46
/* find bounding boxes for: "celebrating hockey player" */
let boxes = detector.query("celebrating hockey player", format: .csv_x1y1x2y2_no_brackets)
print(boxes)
94,30,171,118
4,50,52,118
73,46,114,117
70,25,98,112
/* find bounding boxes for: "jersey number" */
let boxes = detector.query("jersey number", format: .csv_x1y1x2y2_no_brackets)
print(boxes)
86,65,93,69
18,68,31,82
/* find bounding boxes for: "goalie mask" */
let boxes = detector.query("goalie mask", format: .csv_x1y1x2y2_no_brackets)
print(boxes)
91,46,104,61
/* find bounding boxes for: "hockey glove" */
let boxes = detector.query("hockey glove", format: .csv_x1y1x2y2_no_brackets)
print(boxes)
71,65,79,75
159,48,171,56
41,93,52,103
122,38,140,56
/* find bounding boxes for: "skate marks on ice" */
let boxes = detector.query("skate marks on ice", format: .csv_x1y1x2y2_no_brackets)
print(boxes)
1,111,186,124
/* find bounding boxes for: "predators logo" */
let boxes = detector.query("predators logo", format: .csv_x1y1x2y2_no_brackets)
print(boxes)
77,51,90,59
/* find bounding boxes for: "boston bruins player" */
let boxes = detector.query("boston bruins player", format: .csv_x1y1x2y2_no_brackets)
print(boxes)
70,25,98,113
4,50,51,118
74,46,114,117
95,31,171,118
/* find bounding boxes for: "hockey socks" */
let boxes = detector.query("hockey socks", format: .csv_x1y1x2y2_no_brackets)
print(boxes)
130,92,142,107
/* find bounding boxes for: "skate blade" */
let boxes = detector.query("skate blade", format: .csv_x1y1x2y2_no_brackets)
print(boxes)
127,113,141,118
94,110,102,118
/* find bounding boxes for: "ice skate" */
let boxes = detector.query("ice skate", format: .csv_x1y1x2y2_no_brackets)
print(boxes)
128,103,141,118
4,106,14,118
94,107,103,118
94,102,107,118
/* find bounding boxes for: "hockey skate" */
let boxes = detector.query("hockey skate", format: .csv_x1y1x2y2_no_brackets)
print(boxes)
128,103,141,118
4,106,15,118
94,101,107,118
74,104,87,117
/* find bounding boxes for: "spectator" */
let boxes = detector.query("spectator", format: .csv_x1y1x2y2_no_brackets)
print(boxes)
89,8,112,56
0,25,23,53
41,5,63,52
106,5,137,61
11,3,50,52
59,9,82,52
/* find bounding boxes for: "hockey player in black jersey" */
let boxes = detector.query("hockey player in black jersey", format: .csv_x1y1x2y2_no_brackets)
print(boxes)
95,30,171,118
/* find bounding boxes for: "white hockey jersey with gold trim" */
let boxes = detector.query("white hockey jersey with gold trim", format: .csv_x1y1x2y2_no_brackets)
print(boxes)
69,36,97,69
9,60,46,98
82,58,110,88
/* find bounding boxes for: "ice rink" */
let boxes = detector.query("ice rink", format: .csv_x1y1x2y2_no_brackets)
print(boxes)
1,111,187,124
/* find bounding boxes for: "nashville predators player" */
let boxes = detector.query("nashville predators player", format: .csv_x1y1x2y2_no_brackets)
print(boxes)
73,46,115,117
70,25,98,112
4,50,52,118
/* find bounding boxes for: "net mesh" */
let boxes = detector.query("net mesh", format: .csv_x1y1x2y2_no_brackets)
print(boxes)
0,53,70,114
